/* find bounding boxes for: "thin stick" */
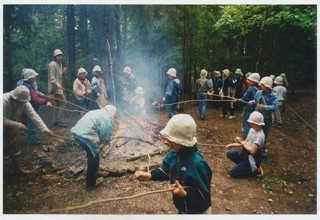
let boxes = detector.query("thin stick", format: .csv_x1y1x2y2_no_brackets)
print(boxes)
49,188,175,213
198,143,226,147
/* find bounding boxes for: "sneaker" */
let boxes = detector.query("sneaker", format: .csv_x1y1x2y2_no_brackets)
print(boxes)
228,115,235,119
200,115,205,120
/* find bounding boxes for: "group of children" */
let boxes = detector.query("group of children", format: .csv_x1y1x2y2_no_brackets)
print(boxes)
6,54,290,214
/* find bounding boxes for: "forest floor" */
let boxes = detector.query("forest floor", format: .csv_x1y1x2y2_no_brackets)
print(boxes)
2,89,317,217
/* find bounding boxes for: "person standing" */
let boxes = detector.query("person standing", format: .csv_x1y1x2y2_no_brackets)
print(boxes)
234,73,260,139
70,105,117,189
48,49,67,127
272,76,287,127
249,77,278,156
3,86,54,174
194,69,213,120
73,68,92,117
122,66,137,106
22,68,53,145
91,65,108,109
220,69,235,119
232,68,244,111
226,111,265,178
135,114,212,214
163,68,183,118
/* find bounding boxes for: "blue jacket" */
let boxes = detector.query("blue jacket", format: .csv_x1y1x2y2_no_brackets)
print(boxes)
71,109,114,157
253,90,278,119
239,86,259,113
165,77,182,102
151,144,212,214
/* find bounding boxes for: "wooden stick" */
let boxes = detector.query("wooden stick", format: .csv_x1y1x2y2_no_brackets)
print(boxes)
112,136,155,146
49,187,175,213
126,150,166,162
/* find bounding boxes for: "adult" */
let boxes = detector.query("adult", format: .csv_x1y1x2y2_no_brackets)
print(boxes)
70,105,117,189
3,86,54,174
163,68,183,118
22,68,52,145
48,49,67,127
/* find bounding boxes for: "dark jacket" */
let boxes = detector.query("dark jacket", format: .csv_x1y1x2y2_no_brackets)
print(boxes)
151,144,212,214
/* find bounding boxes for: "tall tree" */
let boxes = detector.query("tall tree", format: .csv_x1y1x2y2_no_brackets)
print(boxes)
67,5,76,89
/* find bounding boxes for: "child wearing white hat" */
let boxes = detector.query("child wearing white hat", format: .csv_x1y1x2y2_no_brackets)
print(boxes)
135,114,212,214
272,76,287,127
226,111,265,178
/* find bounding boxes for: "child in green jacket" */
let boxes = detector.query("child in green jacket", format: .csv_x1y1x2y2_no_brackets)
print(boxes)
135,114,212,214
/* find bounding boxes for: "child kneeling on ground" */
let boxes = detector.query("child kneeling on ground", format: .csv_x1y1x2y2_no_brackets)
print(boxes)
226,111,265,178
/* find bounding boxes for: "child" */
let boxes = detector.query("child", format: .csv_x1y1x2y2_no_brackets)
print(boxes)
135,114,212,214
130,86,145,115
73,68,92,117
71,104,117,189
234,72,260,139
249,76,278,156
91,65,108,108
194,69,213,119
272,76,287,127
220,69,235,119
226,111,265,178
163,68,183,118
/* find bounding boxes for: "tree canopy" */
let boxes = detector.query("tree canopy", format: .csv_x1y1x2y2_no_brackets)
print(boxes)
3,5,317,98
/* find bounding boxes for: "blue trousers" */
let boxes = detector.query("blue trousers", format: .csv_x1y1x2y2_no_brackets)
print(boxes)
227,150,254,178
197,92,208,118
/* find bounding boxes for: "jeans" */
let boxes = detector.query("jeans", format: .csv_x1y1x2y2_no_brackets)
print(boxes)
227,150,254,178
222,98,234,116
27,117,38,143
274,101,283,124
165,95,179,118
197,92,208,118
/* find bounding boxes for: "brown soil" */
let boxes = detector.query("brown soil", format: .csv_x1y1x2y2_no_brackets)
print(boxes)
2,90,317,215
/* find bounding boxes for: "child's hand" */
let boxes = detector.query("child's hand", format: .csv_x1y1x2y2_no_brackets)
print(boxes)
234,136,242,143
170,180,187,197
134,171,151,181
257,104,266,110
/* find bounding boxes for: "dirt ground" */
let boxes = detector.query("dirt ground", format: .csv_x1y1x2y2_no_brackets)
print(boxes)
2,89,317,216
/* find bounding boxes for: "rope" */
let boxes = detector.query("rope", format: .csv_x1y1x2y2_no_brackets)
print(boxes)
285,103,316,131
43,94,89,112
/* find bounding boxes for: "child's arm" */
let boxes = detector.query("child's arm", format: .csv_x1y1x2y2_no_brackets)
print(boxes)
134,171,151,181
170,180,187,197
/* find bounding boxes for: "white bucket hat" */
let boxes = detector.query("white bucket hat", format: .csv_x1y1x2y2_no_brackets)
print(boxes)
274,76,283,85
10,85,30,102
213,70,221,77
269,75,275,80
123,66,132,74
22,68,39,80
200,69,207,78
235,68,243,76
259,76,273,89
247,111,265,126
92,65,102,73
280,73,286,79
247,73,260,83
160,114,197,147
135,87,144,95
222,69,230,77
54,49,63,57
77,68,88,76
245,72,251,78
104,104,117,119
166,68,177,77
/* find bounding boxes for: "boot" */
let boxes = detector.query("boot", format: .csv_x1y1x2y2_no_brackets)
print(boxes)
12,157,33,175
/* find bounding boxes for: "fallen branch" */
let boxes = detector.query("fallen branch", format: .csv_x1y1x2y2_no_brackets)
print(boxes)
112,136,155,146
126,150,167,162
49,187,174,213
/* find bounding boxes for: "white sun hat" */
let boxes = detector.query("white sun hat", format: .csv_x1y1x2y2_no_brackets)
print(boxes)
247,111,265,126
10,85,30,102
160,114,197,147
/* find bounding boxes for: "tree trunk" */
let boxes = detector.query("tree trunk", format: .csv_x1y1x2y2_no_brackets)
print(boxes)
67,5,76,90
79,5,89,69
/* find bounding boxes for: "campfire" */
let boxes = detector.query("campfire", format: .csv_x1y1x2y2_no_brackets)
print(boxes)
98,112,168,175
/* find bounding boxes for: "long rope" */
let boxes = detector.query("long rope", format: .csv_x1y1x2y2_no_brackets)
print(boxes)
285,103,316,131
